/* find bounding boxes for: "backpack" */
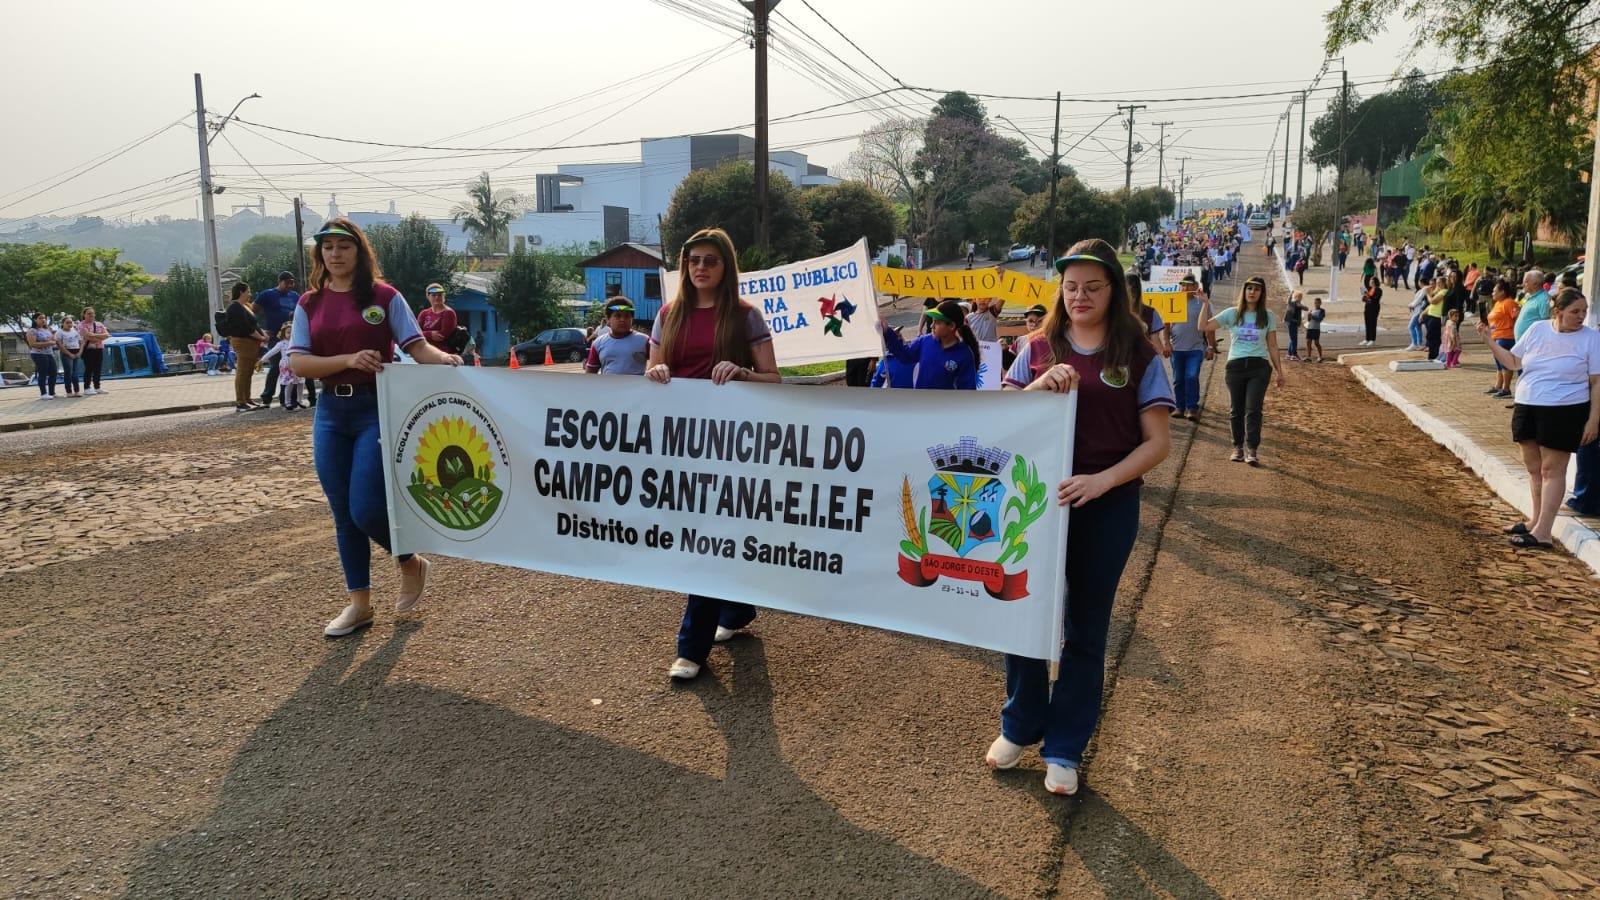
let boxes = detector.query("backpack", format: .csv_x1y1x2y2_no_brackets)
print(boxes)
445,326,472,354
213,309,229,337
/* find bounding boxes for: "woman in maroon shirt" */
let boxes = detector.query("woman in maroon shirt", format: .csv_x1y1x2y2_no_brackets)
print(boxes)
989,238,1174,795
646,227,781,681
288,220,463,637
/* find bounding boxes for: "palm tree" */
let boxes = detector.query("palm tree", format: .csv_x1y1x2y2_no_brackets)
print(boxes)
451,173,522,256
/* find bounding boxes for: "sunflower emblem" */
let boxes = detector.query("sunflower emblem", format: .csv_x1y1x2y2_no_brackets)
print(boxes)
406,416,503,530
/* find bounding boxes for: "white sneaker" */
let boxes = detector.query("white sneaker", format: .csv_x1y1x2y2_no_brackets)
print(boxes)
713,625,739,643
668,658,701,681
985,735,1025,769
395,556,430,613
83,388,97,395
323,603,374,637
1044,763,1079,795
96,387,109,393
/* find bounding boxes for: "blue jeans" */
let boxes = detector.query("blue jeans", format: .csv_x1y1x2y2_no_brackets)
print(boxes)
31,353,56,396
312,392,411,592
1286,323,1300,357
1571,439,1600,516
1171,349,1204,412
1001,485,1141,767
676,597,759,665
59,355,81,393
1408,316,1424,348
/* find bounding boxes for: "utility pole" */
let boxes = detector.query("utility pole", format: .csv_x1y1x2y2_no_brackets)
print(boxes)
1176,158,1189,219
1330,61,1347,304
293,196,307,287
193,74,223,321
1046,91,1062,259
1119,104,1146,194
1585,83,1600,326
1296,90,1308,210
1281,105,1290,209
1154,120,1172,188
740,0,779,254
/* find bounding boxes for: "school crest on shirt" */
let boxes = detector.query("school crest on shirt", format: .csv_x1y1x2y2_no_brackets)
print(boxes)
394,392,511,539
894,436,1044,601
362,304,386,325
1100,365,1130,388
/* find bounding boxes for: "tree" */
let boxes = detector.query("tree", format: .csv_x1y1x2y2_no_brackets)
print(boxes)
491,246,566,343
1326,0,1599,248
965,183,1025,255
661,161,820,268
1309,71,1440,174
1291,169,1377,263
1122,186,1177,230
367,215,460,308
148,262,209,347
803,182,898,255
452,172,522,256
234,234,300,269
931,91,987,127
0,243,54,329
10,245,148,325
1009,178,1126,254
913,114,1024,257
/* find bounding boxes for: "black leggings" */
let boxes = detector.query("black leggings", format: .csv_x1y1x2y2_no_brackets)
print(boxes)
82,347,104,389
1363,303,1380,342
1225,357,1272,450
1423,315,1442,360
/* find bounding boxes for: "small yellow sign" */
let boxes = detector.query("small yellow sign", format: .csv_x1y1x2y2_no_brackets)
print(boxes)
1142,284,1189,323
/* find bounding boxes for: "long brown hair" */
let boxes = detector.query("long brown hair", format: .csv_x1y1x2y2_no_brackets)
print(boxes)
307,217,385,307
1235,276,1269,328
657,227,754,368
1036,238,1143,373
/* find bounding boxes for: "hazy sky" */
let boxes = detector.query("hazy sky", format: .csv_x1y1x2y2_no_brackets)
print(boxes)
2,0,1431,225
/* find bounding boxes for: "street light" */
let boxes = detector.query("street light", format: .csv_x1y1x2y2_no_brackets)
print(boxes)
208,92,261,145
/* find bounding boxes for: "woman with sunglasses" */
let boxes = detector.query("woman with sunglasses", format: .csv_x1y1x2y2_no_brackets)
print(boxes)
647,227,782,682
988,239,1174,795
878,299,980,390
1209,275,1286,466
287,219,463,637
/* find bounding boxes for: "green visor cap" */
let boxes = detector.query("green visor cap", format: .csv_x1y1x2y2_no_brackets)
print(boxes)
604,301,635,314
313,225,356,240
1054,252,1113,274
923,308,953,324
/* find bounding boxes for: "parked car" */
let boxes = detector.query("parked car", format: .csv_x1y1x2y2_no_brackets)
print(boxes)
1246,211,1272,229
512,327,589,366
1006,243,1035,262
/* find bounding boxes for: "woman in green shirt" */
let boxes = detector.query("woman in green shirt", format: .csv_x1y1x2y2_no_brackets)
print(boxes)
1208,276,1286,466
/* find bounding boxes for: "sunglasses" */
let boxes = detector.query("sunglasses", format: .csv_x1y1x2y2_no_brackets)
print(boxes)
686,254,722,269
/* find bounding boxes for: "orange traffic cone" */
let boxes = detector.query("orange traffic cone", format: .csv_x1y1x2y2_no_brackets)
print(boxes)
508,351,521,370
543,345,554,366
473,351,482,367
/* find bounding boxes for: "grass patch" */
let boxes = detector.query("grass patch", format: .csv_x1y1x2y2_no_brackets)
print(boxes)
779,362,846,377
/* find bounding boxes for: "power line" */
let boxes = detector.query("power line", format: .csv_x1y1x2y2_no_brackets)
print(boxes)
0,117,188,215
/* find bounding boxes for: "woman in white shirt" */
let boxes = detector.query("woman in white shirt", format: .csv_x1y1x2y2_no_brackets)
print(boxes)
55,315,83,397
1477,289,1600,549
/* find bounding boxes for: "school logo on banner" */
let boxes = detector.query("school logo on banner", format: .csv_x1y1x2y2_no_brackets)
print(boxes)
394,393,512,539
896,436,1047,600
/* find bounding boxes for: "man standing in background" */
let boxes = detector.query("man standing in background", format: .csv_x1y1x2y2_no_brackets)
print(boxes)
254,271,312,408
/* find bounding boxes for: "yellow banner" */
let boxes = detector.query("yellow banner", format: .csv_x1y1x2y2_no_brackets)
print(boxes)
1143,284,1189,324
872,266,1059,308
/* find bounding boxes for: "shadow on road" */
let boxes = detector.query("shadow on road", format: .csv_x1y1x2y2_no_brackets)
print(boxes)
122,624,992,898
1067,788,1224,900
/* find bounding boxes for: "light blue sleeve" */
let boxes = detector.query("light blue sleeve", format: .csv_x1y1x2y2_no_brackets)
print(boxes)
1214,308,1236,329
1138,358,1176,410
389,292,423,349
288,304,312,355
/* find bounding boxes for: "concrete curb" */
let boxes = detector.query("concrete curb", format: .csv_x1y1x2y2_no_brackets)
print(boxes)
782,370,846,385
0,400,237,433
1350,364,1600,579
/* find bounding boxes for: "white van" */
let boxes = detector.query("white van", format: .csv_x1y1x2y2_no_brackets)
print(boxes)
1246,211,1272,229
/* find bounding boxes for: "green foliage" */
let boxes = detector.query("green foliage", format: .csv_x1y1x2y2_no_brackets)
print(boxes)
885,253,906,268
1290,167,1378,251
1009,178,1126,255
931,91,987,126
491,246,567,343
233,234,300,269
996,455,1047,567
803,181,898,255
913,107,1028,258
966,183,1025,256
148,262,210,347
1121,186,1177,230
452,172,523,256
661,161,820,265
0,243,148,328
1309,71,1440,172
1326,0,1599,251
367,215,460,308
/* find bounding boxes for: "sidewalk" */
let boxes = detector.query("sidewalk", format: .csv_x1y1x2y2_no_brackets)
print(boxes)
1342,348,1600,577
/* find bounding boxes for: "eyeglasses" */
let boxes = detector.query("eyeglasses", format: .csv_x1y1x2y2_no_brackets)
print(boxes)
687,254,722,269
1060,281,1108,297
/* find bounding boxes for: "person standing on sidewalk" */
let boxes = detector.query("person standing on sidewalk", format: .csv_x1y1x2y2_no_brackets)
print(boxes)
255,272,302,408
222,282,268,412
55,314,83,397
1486,279,1519,397
1360,274,1383,346
1423,276,1447,361
1210,275,1286,466
1476,289,1600,549
25,314,58,399
77,307,109,395
988,238,1174,796
1284,290,1305,361
1513,269,1551,341
288,219,462,638
1167,276,1215,421
417,282,458,354
646,227,782,682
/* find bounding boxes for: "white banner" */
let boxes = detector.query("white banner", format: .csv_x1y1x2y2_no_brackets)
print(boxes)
661,238,882,367
1149,265,1204,285
977,340,1003,391
378,366,1073,660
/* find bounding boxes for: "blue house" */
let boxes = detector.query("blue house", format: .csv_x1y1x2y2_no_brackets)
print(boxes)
577,243,665,321
446,271,584,361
